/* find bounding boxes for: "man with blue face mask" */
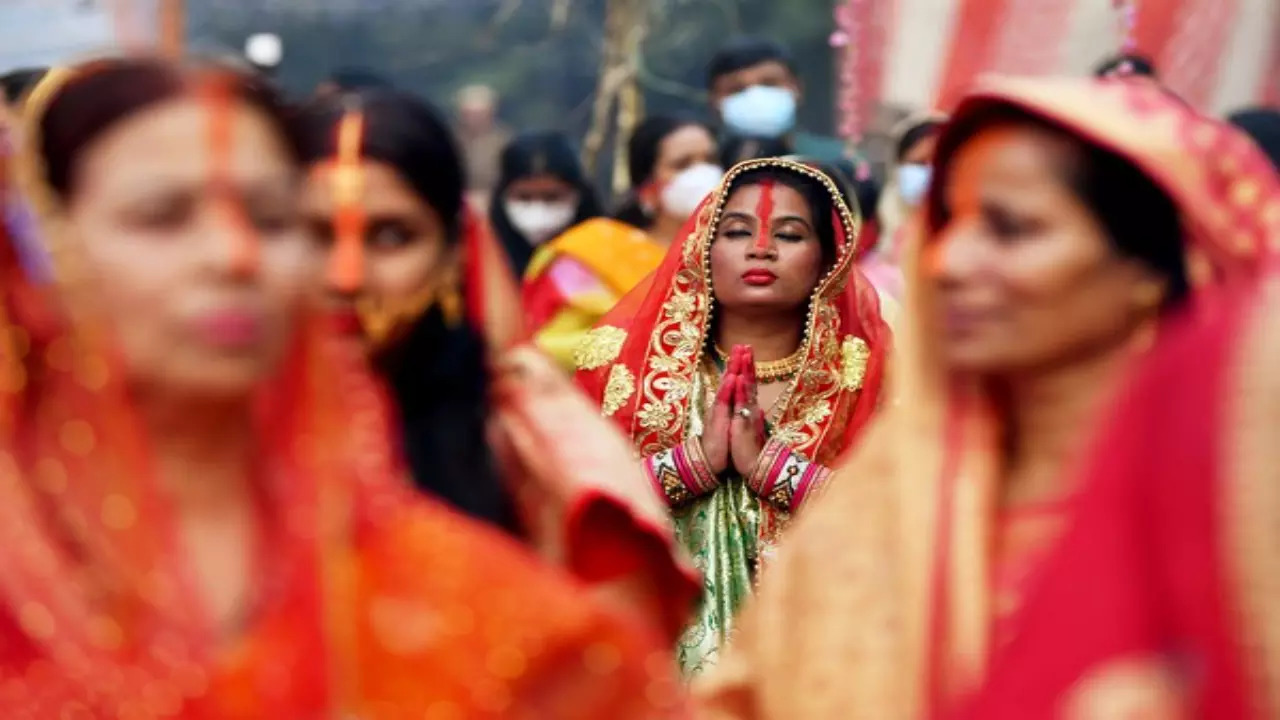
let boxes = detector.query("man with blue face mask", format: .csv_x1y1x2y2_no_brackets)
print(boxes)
706,37,846,164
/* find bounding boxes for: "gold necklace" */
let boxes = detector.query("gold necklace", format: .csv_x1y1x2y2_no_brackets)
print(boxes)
713,345,804,383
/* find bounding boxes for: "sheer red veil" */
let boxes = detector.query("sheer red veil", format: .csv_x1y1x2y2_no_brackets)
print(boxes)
576,157,890,466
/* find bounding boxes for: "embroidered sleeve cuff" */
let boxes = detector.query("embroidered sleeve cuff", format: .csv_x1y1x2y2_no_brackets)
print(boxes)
746,439,832,512
642,439,720,507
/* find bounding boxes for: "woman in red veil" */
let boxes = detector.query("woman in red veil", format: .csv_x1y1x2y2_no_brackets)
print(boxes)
695,76,1277,719
0,56,685,718
958,276,1280,718
575,158,891,675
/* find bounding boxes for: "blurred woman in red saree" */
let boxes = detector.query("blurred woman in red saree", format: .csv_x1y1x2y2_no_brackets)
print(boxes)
697,76,1279,718
575,158,891,675
0,57,686,718
959,272,1280,719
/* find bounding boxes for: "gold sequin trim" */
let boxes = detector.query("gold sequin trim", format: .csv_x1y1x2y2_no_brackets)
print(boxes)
574,325,627,371
601,363,635,418
840,336,871,391
631,158,865,460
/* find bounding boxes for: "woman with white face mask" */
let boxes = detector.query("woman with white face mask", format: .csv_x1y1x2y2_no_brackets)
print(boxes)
876,112,946,246
490,131,601,275
524,115,722,370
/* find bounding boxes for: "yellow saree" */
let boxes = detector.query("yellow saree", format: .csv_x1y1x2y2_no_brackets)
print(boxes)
522,218,666,370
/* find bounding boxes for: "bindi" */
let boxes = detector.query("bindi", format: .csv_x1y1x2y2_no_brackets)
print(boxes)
204,74,258,274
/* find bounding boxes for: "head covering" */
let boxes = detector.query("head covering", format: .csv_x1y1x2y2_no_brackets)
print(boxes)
697,76,1280,720
575,157,889,466
0,60,413,715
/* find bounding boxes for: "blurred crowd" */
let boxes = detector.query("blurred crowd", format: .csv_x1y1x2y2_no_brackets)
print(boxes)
0,26,1279,720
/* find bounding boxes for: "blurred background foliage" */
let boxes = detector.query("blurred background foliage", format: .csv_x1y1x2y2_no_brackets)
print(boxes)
190,0,839,137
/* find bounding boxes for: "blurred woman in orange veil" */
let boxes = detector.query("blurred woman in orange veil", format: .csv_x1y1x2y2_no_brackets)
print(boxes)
0,57,685,718
697,76,1279,718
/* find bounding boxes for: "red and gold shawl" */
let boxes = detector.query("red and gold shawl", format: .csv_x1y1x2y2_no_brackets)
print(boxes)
697,76,1280,720
575,157,890,467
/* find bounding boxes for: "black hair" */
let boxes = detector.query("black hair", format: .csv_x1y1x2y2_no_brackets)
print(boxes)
1093,53,1157,79
295,90,517,534
722,165,839,268
896,119,944,162
801,157,882,257
324,66,392,91
1,67,48,105
934,106,1190,308
38,58,298,202
720,134,794,169
488,131,602,274
706,37,797,90
297,89,465,241
1227,107,1280,175
614,114,712,229
834,159,880,224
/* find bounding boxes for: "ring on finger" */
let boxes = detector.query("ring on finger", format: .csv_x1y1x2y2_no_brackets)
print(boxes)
737,407,753,419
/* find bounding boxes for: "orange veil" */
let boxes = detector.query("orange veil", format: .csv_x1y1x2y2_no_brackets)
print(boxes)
576,157,890,467
697,77,1280,720
0,62,412,716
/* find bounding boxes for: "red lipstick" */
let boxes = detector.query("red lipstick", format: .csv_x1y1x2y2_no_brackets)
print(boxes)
193,309,264,349
325,308,364,336
741,268,778,286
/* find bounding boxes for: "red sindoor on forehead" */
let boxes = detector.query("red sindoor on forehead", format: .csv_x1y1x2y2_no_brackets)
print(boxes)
202,73,258,275
753,179,776,252
328,111,367,293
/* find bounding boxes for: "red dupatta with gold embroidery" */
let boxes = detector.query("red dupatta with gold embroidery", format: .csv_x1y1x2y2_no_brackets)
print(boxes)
576,158,890,467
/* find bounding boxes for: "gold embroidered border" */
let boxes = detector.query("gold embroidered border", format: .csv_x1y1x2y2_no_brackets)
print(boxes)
601,363,635,418
574,326,628,371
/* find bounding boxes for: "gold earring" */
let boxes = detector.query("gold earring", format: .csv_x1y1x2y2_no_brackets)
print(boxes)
439,280,464,328
1133,282,1164,310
